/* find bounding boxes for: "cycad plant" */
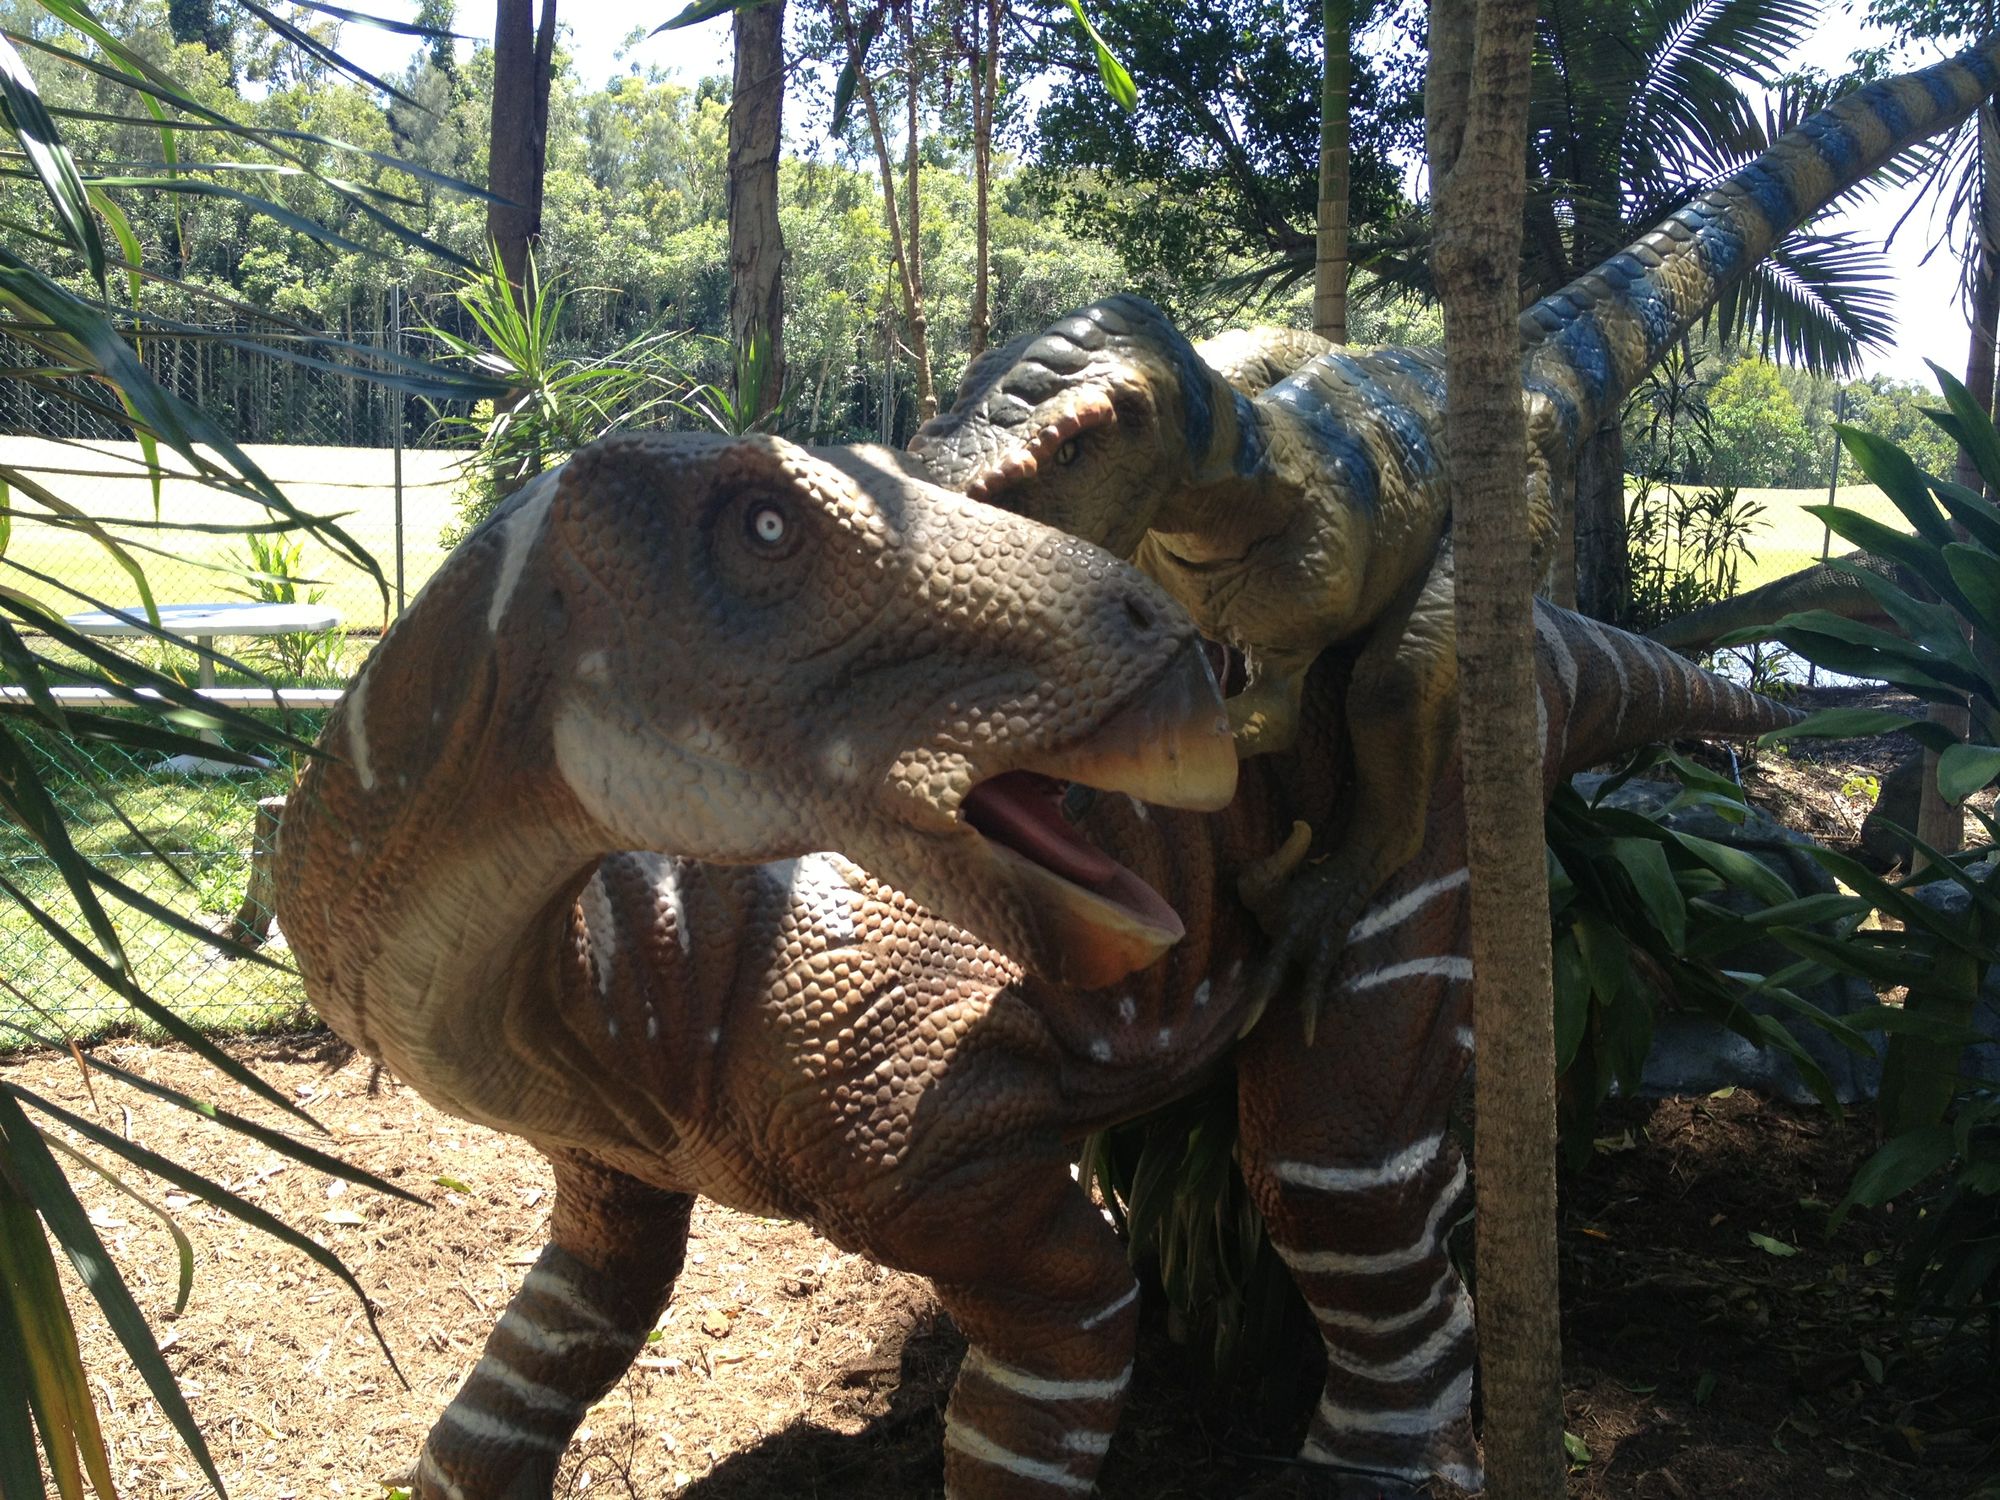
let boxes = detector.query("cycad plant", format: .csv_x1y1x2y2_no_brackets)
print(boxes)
0,7,505,1495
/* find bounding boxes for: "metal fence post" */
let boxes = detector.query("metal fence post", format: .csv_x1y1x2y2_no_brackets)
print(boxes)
393,285,407,614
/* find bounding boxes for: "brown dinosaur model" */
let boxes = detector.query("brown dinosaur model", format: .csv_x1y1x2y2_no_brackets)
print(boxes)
908,36,2000,1005
279,426,1795,1498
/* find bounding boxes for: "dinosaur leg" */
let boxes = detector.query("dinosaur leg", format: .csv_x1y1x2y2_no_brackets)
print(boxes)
877,1156,1140,1499
1236,767,1482,1496
1248,547,1460,1031
413,1152,693,1500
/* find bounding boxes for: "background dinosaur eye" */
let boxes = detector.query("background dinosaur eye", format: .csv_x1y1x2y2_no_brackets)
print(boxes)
1053,437,1083,467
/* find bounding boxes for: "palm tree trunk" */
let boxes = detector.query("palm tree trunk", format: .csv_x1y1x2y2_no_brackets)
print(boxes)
728,0,788,421
1429,0,1564,1491
1313,0,1352,343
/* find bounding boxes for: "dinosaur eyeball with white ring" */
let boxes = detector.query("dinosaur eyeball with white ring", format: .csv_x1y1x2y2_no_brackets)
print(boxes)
1053,437,1082,467
749,504,787,546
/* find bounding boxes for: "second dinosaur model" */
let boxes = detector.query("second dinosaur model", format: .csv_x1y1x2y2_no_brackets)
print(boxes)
910,35,2000,1003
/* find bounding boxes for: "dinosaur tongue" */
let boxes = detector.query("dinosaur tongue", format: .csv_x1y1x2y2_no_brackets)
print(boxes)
963,771,1120,888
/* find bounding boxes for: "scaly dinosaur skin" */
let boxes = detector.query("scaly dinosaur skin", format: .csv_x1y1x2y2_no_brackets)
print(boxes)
908,35,2000,1008
279,426,1792,1496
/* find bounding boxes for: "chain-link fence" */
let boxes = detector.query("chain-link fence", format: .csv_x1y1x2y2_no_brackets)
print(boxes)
0,711,326,1048
0,307,476,1049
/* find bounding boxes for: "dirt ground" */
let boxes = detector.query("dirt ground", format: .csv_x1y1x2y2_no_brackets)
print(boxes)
7,1032,1994,1500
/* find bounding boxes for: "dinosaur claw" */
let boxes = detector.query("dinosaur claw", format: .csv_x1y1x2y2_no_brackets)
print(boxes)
1237,820,1313,913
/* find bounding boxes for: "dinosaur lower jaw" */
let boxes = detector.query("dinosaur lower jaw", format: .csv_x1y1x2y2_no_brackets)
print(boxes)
953,641,1237,986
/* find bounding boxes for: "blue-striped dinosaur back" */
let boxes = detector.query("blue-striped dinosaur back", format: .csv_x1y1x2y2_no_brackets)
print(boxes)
1521,33,2000,445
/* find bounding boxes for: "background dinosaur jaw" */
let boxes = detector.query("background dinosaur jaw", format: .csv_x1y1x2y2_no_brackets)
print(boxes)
949,640,1236,987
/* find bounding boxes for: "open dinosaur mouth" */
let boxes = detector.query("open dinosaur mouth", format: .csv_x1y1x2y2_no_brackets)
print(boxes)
961,771,1188,941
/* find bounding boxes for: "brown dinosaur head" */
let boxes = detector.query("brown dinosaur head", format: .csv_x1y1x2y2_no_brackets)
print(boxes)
348,431,1235,989
908,295,1244,558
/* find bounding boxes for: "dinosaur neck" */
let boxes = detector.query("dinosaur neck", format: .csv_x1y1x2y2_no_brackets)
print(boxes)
1519,32,2000,444
1150,387,1302,554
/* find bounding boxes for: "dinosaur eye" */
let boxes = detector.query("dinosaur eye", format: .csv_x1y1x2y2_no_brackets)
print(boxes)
1053,437,1083,467
748,504,788,547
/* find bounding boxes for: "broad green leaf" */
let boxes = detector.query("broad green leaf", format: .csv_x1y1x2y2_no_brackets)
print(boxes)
1929,478,2000,554
1835,426,1954,546
42,1133,194,1317
0,1175,93,1499
1938,743,2000,804
1666,830,1794,906
1062,0,1138,112
1748,1230,1798,1257
1927,360,2000,498
1834,1123,1955,1226
1943,541,2000,642
1610,836,1685,949
1552,933,1590,1072
16,1085,409,1382
0,1281,46,1498
0,1090,223,1494
1760,706,1958,752
1806,504,1973,617
0,31,102,291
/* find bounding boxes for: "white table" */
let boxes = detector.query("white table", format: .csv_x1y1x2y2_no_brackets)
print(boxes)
64,601,342,773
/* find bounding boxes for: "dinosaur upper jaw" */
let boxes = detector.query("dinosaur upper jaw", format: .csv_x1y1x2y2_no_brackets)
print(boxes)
951,639,1236,989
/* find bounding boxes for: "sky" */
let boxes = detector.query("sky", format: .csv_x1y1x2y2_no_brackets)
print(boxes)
330,2,1972,387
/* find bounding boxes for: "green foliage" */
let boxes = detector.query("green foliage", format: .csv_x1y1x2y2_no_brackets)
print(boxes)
430,247,700,542
225,532,343,682
0,6,497,1492
1756,365,2000,1335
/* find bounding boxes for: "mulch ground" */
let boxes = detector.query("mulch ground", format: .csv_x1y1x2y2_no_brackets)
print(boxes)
7,1033,1994,1500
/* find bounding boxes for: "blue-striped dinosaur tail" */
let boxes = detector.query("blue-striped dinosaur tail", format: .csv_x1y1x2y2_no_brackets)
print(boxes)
1520,33,2000,440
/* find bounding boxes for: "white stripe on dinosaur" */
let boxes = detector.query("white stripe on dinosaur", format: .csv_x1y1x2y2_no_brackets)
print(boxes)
1320,1293,1473,1382
962,1347,1132,1402
1078,1284,1139,1330
1343,957,1472,994
1272,1159,1469,1275
469,1351,588,1419
414,1448,469,1500
436,1399,566,1452
944,1421,1093,1492
579,876,617,1000
345,666,376,791
1310,1368,1474,1438
496,1306,624,1358
1297,1444,1483,1495
1311,1269,1457,1334
1347,870,1468,947
486,477,556,635
521,1264,621,1333
1062,1430,1113,1456
1272,1132,1444,1194
1533,606,1578,704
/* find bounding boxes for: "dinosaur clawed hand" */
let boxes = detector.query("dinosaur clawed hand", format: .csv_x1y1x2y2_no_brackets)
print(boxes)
1238,845,1379,1045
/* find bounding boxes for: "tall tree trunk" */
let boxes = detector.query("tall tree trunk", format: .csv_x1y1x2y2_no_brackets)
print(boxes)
728,0,788,421
903,0,926,408
1428,0,1564,1493
968,0,1001,358
487,0,558,304
834,0,937,420
1313,0,1352,343
1572,422,1625,616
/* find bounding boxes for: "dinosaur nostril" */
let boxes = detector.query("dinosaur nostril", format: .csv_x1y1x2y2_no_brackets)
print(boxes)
1124,594,1156,633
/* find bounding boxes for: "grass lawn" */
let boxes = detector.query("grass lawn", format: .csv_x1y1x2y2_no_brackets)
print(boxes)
0,718,324,1050
1638,480,1901,591
0,434,469,629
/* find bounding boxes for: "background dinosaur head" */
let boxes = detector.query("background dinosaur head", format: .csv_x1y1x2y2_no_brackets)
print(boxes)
908,294,1238,558
329,431,1237,990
